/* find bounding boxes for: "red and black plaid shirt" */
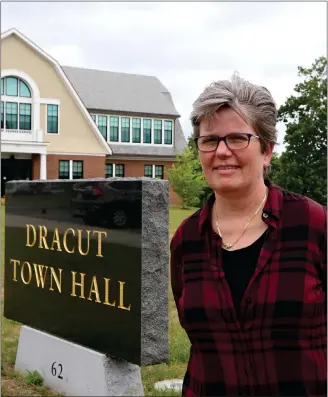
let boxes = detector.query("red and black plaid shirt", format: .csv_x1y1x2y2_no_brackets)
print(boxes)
170,182,327,397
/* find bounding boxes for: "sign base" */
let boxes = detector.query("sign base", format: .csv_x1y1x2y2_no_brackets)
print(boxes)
15,326,144,396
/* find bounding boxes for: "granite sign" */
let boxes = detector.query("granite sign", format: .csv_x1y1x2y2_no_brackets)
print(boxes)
4,178,169,367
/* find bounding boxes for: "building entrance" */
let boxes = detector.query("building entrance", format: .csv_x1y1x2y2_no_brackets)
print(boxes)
1,157,32,196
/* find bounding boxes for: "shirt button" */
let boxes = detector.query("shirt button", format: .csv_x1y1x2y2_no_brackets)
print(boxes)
246,298,252,304
262,212,268,219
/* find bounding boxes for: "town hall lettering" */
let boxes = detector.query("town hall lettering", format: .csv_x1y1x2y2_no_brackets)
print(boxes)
8,224,131,311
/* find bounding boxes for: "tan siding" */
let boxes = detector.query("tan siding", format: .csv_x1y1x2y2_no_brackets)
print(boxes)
40,104,46,133
2,35,106,155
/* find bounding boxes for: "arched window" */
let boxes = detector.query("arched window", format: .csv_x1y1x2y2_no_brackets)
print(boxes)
1,76,32,131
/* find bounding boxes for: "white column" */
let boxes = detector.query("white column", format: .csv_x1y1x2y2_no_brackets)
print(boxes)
40,154,47,180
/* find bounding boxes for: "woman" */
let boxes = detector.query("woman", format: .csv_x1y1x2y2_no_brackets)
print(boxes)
170,74,326,397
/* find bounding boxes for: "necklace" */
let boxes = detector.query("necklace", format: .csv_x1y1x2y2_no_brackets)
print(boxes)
214,191,267,250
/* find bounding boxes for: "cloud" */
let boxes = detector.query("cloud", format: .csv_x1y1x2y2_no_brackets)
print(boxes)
2,1,326,154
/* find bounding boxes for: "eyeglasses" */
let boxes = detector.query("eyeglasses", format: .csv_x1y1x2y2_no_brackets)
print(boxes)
194,133,260,152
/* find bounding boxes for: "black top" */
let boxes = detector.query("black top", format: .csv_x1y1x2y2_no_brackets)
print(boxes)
222,231,266,315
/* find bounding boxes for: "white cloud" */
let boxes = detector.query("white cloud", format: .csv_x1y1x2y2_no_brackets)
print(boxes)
2,1,326,154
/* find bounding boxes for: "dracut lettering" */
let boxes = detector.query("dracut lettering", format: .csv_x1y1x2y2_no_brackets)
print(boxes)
25,224,107,257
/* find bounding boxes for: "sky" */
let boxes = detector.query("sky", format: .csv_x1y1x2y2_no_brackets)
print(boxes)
2,1,327,154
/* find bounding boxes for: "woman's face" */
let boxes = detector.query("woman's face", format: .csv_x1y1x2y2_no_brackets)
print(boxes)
198,107,273,194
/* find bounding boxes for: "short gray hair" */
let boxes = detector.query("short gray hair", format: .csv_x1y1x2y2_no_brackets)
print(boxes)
190,73,278,154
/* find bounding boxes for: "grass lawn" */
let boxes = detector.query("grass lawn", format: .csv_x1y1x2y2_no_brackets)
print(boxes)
1,203,197,396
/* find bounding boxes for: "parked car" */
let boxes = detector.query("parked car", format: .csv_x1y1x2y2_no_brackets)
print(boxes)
71,180,142,229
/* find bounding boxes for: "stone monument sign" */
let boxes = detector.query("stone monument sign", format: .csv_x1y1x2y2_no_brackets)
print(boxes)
4,178,169,395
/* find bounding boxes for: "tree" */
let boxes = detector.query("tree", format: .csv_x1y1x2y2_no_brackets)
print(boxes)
276,56,327,205
267,152,281,184
168,144,209,208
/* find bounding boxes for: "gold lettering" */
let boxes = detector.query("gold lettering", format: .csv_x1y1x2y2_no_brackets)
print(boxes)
87,276,101,303
38,225,49,250
103,277,116,307
71,272,86,299
26,224,37,247
49,267,63,293
33,263,48,288
21,261,32,284
93,230,107,258
117,281,131,311
63,228,75,254
77,229,90,256
10,258,20,281
50,228,62,252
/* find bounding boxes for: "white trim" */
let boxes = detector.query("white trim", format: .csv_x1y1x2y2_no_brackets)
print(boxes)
69,160,73,180
40,153,47,180
40,98,60,105
1,29,111,155
151,119,154,144
1,140,48,154
1,70,40,131
45,103,60,135
2,95,32,104
108,141,171,147
107,156,175,161
48,152,106,157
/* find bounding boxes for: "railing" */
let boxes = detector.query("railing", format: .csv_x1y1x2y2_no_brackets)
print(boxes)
1,128,43,142
2,128,32,134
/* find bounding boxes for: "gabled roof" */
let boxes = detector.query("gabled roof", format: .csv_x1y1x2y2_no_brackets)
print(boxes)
1,28,187,158
62,66,180,117
1,28,112,155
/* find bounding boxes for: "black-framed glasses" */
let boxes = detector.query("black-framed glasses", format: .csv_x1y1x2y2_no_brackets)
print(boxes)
194,133,260,152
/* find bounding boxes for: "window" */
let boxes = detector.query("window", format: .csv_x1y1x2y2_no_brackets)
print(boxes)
132,118,141,143
98,115,107,140
73,160,83,179
164,120,173,144
6,77,18,96
47,105,58,133
105,163,113,178
91,114,97,123
59,160,84,179
144,165,153,178
59,160,69,179
6,102,18,129
121,118,130,142
154,120,162,144
115,164,125,177
19,81,31,97
1,77,31,97
110,116,119,142
19,104,31,130
155,165,164,179
143,119,151,143
1,102,4,129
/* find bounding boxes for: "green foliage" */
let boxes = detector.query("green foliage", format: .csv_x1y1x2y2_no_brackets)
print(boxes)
168,140,211,208
276,56,327,205
25,370,44,386
267,152,281,184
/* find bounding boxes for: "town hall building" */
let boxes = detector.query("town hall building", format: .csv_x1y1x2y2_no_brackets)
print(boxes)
1,28,186,204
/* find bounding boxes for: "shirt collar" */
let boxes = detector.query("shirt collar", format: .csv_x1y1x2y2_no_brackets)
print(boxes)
198,180,283,234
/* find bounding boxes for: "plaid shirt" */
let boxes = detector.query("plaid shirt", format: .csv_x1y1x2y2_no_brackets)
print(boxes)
170,182,327,397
